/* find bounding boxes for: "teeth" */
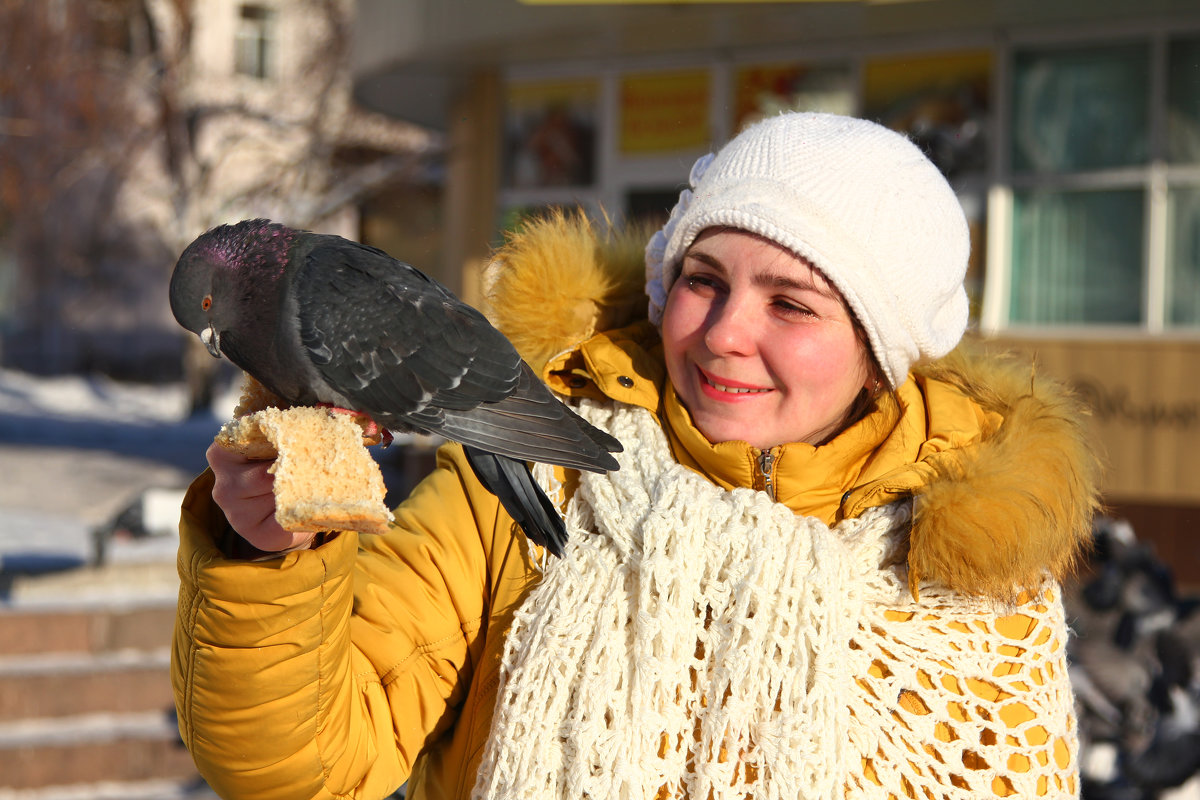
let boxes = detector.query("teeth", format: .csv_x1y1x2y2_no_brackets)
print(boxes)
706,377,769,394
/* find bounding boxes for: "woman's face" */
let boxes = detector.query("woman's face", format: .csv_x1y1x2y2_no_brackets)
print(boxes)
661,228,873,450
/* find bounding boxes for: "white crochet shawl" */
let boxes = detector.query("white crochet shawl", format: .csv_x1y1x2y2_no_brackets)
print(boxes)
472,401,1079,800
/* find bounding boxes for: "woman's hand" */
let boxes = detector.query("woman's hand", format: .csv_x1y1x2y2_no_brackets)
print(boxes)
206,442,317,554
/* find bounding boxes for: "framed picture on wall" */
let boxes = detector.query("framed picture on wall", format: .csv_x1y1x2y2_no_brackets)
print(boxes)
504,78,599,189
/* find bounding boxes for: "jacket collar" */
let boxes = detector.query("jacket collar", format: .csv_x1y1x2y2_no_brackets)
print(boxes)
574,340,1005,531
662,380,898,522
485,211,1101,602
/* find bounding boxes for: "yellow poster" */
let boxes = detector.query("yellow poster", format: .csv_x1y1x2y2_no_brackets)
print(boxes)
620,70,710,154
862,50,991,115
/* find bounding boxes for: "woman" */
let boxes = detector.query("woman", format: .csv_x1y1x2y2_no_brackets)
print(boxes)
174,112,1100,800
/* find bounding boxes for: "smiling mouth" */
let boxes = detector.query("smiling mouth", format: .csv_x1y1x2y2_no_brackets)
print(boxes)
700,370,771,394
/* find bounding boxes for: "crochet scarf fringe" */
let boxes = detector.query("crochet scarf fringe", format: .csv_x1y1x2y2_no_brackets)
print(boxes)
471,401,1078,800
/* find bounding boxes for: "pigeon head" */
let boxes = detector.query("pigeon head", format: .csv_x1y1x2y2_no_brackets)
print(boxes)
170,219,296,358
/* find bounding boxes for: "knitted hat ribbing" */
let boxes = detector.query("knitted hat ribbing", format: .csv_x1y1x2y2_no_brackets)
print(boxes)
645,112,970,389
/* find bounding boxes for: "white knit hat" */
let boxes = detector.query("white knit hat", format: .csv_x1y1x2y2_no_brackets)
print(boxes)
645,112,970,389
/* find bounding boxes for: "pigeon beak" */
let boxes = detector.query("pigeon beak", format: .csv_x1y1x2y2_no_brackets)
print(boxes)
200,326,222,358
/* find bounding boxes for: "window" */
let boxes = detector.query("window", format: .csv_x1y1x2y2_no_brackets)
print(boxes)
1166,36,1200,326
1167,36,1200,163
235,4,276,80
1167,187,1200,325
862,50,991,316
503,79,598,190
998,35,1200,330
1011,43,1149,174
496,27,1200,335
1010,188,1144,324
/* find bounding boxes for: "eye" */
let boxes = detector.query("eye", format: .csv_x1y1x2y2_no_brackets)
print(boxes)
201,294,212,311
683,273,723,295
772,297,813,318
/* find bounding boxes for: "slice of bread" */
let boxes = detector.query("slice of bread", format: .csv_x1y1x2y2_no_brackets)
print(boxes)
214,374,393,536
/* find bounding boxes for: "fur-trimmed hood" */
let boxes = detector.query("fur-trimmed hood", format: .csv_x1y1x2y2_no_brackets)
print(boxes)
484,211,1102,601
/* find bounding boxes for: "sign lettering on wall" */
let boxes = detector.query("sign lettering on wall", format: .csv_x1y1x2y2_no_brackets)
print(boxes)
1073,381,1200,429
986,336,1200,504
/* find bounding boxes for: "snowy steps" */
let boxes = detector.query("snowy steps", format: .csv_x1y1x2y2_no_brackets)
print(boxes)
0,601,213,797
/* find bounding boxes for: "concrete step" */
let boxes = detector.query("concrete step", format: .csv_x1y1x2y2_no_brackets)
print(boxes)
1,557,181,610
0,603,176,657
0,711,200,790
0,777,218,799
0,599,211,795
0,649,174,722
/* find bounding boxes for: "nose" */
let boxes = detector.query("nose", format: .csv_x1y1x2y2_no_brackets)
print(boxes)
703,295,757,357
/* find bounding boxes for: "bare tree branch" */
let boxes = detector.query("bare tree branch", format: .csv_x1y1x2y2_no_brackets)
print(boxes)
0,0,434,385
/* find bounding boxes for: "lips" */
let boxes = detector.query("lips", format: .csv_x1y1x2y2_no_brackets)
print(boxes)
697,367,772,399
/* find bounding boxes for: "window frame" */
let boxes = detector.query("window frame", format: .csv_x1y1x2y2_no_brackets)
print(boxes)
498,17,1200,339
981,23,1200,336
234,3,278,82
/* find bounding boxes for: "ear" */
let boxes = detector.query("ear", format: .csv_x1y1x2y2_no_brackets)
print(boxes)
860,343,888,395
860,356,882,395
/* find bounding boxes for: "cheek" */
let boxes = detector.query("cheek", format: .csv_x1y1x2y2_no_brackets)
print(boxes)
661,286,703,358
772,330,869,396
662,287,716,396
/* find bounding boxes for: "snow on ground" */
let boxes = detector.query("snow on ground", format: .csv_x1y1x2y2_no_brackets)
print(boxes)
0,365,240,452
0,367,239,601
0,366,427,605
0,367,208,424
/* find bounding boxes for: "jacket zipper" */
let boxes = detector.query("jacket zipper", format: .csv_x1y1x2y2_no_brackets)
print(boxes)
757,447,780,501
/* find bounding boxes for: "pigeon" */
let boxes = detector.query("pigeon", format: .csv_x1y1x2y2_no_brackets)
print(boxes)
169,218,621,556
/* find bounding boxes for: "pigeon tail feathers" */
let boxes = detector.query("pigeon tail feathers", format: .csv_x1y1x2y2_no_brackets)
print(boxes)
463,446,568,557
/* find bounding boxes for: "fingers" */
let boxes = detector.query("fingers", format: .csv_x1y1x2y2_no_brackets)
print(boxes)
206,442,317,553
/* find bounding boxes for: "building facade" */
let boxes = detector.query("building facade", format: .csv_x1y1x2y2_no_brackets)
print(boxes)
350,0,1200,582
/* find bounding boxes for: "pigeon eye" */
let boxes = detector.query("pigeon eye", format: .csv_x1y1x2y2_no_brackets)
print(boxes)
201,295,212,311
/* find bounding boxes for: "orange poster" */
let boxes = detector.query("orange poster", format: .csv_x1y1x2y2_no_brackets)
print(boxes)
733,62,853,132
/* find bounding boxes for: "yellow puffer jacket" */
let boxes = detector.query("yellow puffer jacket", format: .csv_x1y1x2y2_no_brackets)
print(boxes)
171,212,1101,800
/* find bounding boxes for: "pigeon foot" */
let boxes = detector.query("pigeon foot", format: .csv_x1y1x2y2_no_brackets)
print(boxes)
316,403,394,448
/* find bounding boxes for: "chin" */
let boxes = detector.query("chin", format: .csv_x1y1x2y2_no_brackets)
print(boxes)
695,419,769,449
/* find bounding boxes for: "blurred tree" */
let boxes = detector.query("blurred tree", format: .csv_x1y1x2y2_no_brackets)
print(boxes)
0,0,155,375
0,0,434,406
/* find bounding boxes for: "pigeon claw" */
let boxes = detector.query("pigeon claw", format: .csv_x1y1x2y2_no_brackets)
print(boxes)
316,403,392,447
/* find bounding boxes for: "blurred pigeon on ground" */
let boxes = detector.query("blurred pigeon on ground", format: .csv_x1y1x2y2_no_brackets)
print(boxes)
169,218,621,556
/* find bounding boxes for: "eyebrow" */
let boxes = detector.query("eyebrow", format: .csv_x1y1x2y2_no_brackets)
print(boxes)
684,249,842,301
